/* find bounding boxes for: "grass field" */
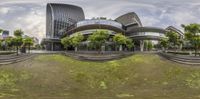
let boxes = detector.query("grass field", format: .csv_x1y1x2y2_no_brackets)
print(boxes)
0,54,200,99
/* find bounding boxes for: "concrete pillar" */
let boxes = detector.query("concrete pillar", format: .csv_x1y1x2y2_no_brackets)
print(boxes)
180,44,183,50
140,40,144,52
101,45,105,53
119,45,122,51
75,47,78,52
51,42,54,51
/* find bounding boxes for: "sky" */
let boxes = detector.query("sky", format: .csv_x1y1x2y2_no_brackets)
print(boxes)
0,0,200,41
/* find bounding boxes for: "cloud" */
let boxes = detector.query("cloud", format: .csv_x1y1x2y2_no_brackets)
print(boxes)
0,0,200,42
0,3,45,41
0,7,10,14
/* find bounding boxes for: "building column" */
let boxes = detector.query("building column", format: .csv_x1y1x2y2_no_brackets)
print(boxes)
51,42,54,51
180,43,183,50
140,40,144,52
101,45,105,53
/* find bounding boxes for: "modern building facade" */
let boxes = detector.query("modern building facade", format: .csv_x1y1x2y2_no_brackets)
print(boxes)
42,3,183,51
43,3,85,51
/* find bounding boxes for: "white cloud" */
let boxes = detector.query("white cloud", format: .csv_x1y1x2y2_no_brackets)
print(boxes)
0,3,46,42
140,16,160,26
0,7,10,14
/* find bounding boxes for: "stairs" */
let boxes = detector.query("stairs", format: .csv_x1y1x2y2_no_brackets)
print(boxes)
0,54,36,65
158,52,200,65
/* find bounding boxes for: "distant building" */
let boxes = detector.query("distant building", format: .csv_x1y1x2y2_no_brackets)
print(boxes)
0,30,9,39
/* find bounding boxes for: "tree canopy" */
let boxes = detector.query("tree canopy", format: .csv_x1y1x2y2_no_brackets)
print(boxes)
88,30,109,50
113,33,134,49
61,32,84,51
23,37,33,46
70,33,84,47
61,36,71,49
14,29,24,37
182,23,200,56
166,31,181,47
113,33,127,45
0,29,3,33
160,38,168,49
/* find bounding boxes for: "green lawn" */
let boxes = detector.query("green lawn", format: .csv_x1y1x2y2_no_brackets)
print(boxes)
0,54,200,99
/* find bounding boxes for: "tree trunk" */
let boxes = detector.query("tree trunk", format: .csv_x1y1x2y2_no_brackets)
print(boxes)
29,44,30,54
16,46,18,56
75,47,78,52
119,45,122,51
195,44,197,56
195,48,197,56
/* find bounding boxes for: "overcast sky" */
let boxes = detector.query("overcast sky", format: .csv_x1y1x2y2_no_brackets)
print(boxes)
0,0,200,41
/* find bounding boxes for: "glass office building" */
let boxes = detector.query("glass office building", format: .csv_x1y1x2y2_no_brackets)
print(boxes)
44,3,85,51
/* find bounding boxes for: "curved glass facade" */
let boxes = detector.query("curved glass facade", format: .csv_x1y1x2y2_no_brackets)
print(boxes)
46,3,85,38
77,19,122,29
45,3,85,51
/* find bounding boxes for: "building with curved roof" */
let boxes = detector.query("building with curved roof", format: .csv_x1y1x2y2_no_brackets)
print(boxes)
42,3,184,51
44,3,85,51
166,26,184,39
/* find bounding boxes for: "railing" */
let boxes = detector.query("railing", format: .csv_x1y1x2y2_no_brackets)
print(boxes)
77,19,123,29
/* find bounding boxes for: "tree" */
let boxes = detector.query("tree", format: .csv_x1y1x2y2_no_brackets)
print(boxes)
14,29,24,37
144,40,153,51
147,41,153,51
166,31,180,49
182,23,200,56
126,38,134,50
61,36,71,50
12,37,23,55
160,38,168,51
0,40,2,50
23,37,33,53
0,29,3,34
113,33,133,51
113,33,127,51
70,33,84,52
5,37,14,51
88,30,109,53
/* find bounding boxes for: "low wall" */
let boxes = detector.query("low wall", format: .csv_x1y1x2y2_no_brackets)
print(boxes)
65,51,134,61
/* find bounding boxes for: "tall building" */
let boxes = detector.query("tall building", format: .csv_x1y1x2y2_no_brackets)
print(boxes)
44,3,85,51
